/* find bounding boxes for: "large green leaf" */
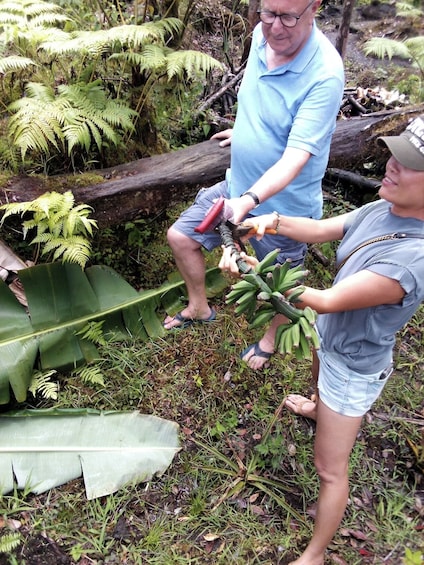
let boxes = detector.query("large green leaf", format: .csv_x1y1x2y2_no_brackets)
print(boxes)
0,409,180,499
0,262,227,404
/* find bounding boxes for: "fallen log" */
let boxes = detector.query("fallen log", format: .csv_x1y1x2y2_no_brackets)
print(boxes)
1,105,423,226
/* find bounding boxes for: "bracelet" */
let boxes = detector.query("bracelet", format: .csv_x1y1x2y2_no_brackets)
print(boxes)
273,211,280,234
241,191,260,208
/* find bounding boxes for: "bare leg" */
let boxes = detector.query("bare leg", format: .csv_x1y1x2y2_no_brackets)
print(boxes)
289,400,362,565
164,227,214,329
285,350,320,420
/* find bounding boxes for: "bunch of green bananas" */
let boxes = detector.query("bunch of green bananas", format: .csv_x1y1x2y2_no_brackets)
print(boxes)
225,249,320,360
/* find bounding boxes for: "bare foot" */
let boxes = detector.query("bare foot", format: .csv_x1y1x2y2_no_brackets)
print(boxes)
284,393,317,421
241,341,274,370
163,308,216,330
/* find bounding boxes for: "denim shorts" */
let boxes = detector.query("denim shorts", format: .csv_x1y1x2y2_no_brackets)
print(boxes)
317,347,394,417
172,180,307,264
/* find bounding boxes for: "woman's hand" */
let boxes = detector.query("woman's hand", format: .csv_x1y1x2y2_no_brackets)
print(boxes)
235,213,279,238
218,245,258,275
211,129,232,147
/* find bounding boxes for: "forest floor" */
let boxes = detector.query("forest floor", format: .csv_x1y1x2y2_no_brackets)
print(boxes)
0,2,423,565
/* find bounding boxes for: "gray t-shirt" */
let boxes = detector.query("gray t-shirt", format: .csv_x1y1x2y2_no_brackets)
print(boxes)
316,199,424,373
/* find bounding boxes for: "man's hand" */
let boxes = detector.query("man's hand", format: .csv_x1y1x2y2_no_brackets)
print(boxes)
211,129,232,147
219,245,258,275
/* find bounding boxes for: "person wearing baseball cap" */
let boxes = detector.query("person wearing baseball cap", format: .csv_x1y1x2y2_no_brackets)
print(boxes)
219,115,424,564
378,114,424,171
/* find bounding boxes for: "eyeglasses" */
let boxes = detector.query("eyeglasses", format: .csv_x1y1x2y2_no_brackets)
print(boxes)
257,0,315,28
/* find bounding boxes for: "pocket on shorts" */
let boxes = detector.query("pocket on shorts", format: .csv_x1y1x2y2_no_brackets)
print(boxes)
365,363,394,407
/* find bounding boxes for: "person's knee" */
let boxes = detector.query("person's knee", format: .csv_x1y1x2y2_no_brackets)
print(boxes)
167,226,200,254
314,455,348,484
167,225,186,249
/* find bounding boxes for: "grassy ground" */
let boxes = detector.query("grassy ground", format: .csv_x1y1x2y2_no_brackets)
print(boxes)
0,218,423,564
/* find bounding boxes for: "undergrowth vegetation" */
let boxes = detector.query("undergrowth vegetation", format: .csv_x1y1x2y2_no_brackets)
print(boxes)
0,194,423,565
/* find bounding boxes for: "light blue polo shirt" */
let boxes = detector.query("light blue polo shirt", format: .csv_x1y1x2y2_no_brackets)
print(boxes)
229,22,344,219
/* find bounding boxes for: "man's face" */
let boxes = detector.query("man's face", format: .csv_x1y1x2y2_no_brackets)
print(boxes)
379,155,424,217
260,0,319,60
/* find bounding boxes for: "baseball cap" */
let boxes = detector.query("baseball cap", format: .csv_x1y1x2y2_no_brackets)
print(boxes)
378,115,424,171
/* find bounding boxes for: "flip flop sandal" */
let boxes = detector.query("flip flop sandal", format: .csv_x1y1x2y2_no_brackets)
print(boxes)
240,342,273,363
164,308,216,330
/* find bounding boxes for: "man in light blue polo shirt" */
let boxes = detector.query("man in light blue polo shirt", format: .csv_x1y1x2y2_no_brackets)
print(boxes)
164,0,344,367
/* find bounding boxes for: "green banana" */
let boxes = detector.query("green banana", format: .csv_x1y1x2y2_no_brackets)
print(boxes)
241,273,264,289
299,332,312,360
270,294,303,322
309,326,321,349
232,279,257,291
291,321,300,349
236,290,257,307
226,289,247,304
303,306,317,324
235,299,256,316
249,306,275,329
299,315,313,340
275,324,293,355
275,271,309,294
254,248,281,273
277,326,292,355
275,323,292,353
244,300,259,322
287,285,306,304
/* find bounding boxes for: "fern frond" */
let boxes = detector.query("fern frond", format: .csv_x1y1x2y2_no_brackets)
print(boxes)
405,37,424,65
34,234,91,267
21,0,65,18
110,44,167,73
98,100,136,131
396,2,423,18
63,205,97,238
18,26,70,44
75,320,107,346
63,119,93,153
8,115,61,158
108,19,184,47
28,370,58,400
42,29,112,57
29,13,69,27
363,37,413,61
1,191,97,267
0,55,37,74
59,238,92,267
0,532,22,554
72,365,105,387
40,19,184,57
165,50,222,80
85,115,118,145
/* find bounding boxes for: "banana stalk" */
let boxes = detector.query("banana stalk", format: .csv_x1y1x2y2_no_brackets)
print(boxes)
221,224,320,360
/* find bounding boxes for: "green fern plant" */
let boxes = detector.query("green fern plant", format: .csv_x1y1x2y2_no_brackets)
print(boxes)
0,191,97,268
8,80,137,169
0,532,21,555
29,370,59,400
72,365,105,387
363,1,424,102
0,532,21,554
0,0,70,94
0,0,223,170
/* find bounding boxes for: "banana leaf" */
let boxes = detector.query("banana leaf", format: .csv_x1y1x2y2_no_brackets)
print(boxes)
0,408,181,500
0,262,227,405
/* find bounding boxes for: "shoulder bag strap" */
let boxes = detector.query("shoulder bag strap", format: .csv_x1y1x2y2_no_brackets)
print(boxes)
337,232,424,273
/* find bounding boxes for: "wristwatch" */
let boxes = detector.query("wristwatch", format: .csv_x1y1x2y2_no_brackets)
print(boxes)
241,191,260,208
